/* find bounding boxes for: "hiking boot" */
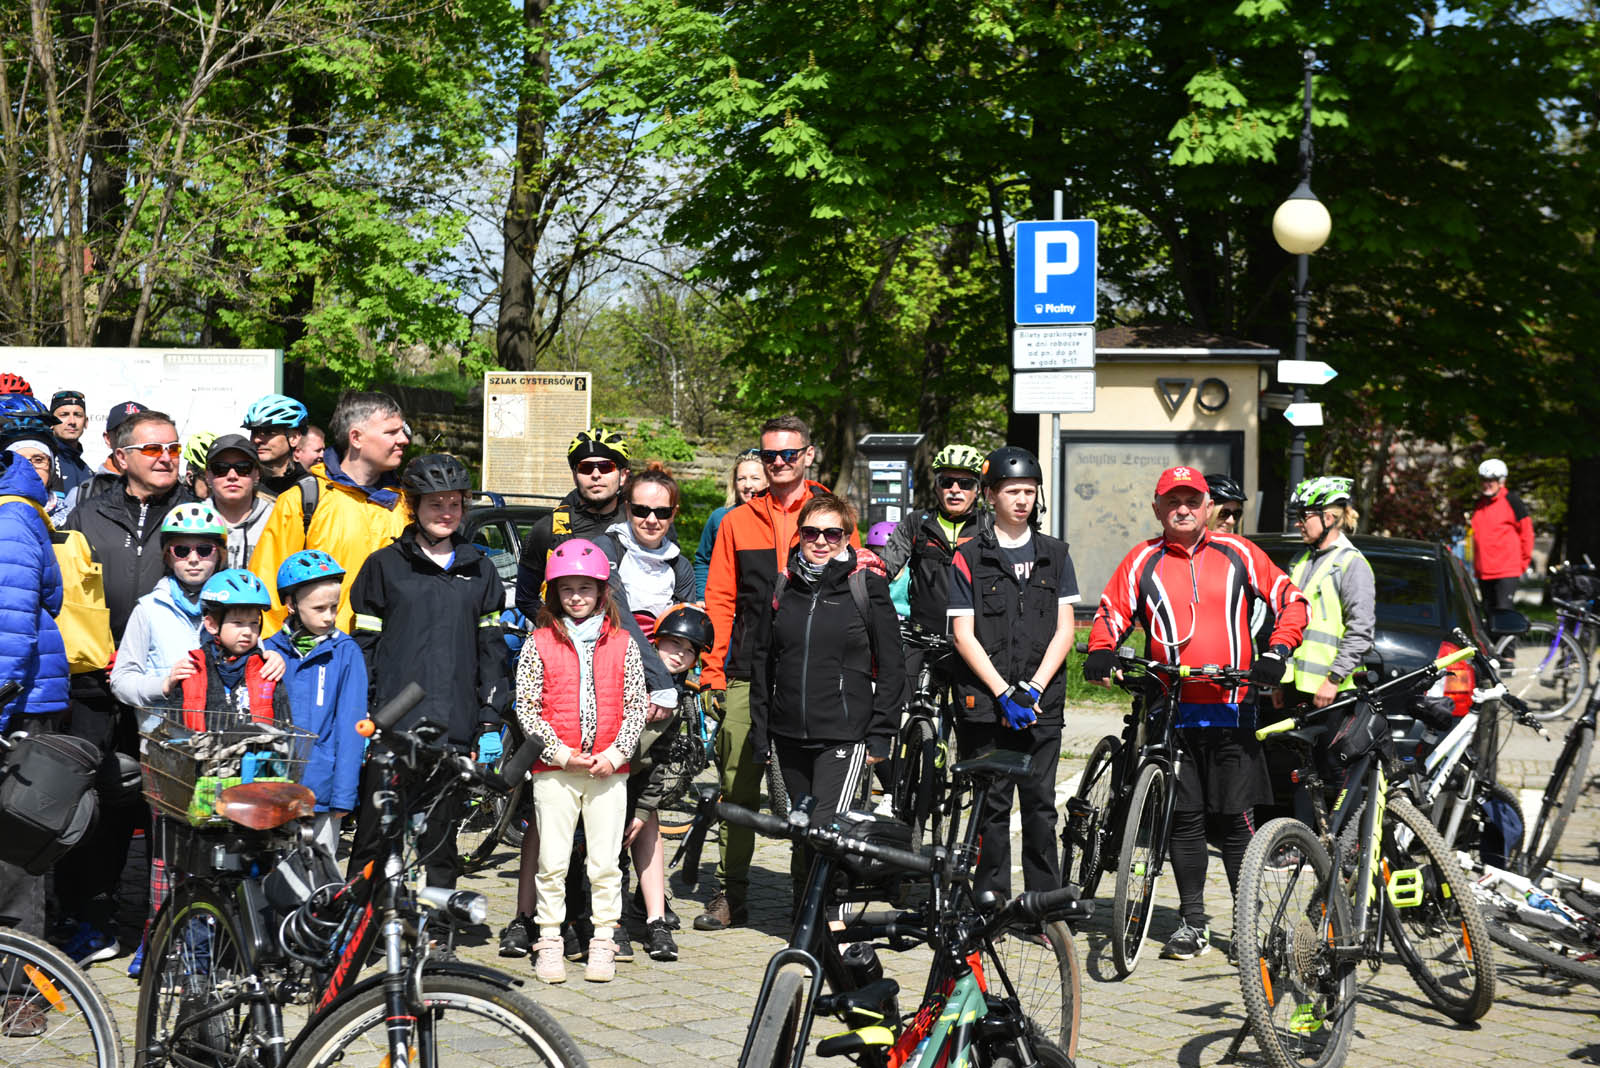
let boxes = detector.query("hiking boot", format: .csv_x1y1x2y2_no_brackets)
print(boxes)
693,890,747,931
585,938,617,982
629,885,682,931
1,997,45,1038
532,938,566,984
1160,921,1212,960
498,914,534,958
645,919,678,962
663,898,681,930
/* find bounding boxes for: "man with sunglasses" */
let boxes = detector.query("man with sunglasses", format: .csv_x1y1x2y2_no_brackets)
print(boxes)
697,414,860,932
48,389,94,494
514,426,634,605
1083,467,1308,961
60,400,147,514
205,434,274,569
880,443,987,643
242,393,312,497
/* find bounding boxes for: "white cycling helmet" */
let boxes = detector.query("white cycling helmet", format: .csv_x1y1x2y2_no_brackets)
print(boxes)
1478,458,1508,480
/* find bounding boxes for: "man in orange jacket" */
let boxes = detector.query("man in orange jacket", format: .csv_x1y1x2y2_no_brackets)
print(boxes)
696,415,859,930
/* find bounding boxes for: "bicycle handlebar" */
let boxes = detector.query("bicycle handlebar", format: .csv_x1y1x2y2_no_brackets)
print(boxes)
1077,642,1253,688
715,800,937,876
1255,646,1478,741
370,682,425,731
356,683,541,794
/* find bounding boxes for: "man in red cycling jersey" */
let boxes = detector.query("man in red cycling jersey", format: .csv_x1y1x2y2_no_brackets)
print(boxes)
1083,466,1308,961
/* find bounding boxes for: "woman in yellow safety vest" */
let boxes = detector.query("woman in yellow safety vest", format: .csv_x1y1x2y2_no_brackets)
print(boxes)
1284,476,1375,707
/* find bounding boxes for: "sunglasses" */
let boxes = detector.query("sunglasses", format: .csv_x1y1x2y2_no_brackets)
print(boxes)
799,525,846,545
575,459,618,476
937,475,979,491
209,460,255,477
121,441,182,459
168,543,217,560
760,448,804,465
630,503,673,521
1218,507,1243,521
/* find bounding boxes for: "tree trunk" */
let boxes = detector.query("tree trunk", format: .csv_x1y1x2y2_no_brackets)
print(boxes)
497,0,554,372
1566,457,1600,565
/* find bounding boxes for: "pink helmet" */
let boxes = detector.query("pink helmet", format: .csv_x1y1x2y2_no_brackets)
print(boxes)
546,538,611,583
867,521,897,548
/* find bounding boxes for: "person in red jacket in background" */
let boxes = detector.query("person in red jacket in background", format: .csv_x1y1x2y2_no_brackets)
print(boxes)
1083,466,1308,961
1470,458,1534,612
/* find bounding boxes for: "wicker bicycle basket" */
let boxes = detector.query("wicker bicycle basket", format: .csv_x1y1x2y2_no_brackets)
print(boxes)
139,710,317,827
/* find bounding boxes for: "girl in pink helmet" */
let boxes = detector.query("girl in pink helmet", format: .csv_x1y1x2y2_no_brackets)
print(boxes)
513,537,648,984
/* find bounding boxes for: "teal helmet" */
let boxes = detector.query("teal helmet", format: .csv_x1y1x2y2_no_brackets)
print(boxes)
1290,476,1354,512
160,502,227,543
276,550,346,596
200,569,272,609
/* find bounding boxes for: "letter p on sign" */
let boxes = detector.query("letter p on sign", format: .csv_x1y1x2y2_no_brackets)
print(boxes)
1034,231,1080,292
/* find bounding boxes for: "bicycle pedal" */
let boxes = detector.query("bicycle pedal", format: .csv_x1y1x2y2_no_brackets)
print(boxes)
1288,1003,1324,1035
1386,868,1426,908
816,1026,895,1058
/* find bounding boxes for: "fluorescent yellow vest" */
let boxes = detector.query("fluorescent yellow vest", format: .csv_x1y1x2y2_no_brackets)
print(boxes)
1287,543,1364,694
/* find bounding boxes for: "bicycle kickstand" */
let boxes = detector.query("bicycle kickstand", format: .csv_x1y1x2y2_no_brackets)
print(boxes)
1219,1019,1252,1064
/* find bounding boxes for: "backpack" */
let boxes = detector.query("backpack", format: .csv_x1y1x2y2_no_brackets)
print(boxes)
771,566,878,676
0,495,113,674
298,474,320,534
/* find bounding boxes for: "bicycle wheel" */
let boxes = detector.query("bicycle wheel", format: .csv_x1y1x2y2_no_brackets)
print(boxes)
1381,795,1496,1022
1110,762,1167,979
742,969,806,1068
497,778,533,849
892,717,939,849
1495,624,1587,720
0,927,123,1068
136,881,260,1068
992,920,1082,1059
1483,912,1600,988
286,972,587,1068
1060,735,1119,899
456,777,510,874
1526,717,1594,876
1234,819,1356,1068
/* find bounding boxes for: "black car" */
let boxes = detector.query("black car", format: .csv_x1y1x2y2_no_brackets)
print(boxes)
1253,533,1500,715
462,492,558,607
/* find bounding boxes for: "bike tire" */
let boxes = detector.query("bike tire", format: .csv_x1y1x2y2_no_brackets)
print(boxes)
981,1036,1073,1068
1494,624,1588,721
0,926,123,1068
1381,794,1497,1022
1484,913,1600,988
285,972,588,1068
1444,780,1523,868
1061,735,1119,900
993,920,1082,1059
497,778,533,849
892,717,940,850
1526,719,1594,876
135,881,259,1068
1110,762,1167,979
1234,818,1356,1068
741,969,806,1068
457,778,510,874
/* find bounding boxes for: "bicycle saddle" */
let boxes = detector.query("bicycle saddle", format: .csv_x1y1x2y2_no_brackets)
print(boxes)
951,749,1031,781
216,781,317,830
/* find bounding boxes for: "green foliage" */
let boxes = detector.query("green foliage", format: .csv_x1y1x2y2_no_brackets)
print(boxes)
631,421,697,465
672,476,726,558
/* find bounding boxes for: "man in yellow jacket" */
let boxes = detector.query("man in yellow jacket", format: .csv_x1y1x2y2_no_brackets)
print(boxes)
249,392,411,635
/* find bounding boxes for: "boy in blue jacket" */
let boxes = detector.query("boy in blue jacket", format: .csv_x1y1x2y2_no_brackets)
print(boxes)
263,550,367,857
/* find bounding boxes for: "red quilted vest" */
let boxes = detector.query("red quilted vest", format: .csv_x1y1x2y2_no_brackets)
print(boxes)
530,619,632,773
179,648,278,730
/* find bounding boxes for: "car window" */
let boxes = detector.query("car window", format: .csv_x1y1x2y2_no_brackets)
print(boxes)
476,521,512,553
516,522,537,548
1370,554,1440,626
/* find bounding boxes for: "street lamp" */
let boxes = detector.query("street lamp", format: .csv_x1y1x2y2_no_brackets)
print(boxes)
1275,47,1330,498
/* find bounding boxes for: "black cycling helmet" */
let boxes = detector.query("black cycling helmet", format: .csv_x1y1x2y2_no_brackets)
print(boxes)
980,445,1043,487
1204,473,1247,503
654,603,715,653
401,453,471,495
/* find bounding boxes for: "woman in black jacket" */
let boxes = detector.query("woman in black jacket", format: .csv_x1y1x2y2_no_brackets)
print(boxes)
750,492,906,888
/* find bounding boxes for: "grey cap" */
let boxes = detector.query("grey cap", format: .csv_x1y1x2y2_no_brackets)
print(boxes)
207,433,259,466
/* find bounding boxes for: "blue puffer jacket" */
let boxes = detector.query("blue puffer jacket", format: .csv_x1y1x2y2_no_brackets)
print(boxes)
263,628,368,812
0,456,68,726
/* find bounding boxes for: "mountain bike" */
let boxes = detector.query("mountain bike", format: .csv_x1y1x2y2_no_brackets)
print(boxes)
655,685,718,840
456,720,532,872
1520,674,1597,879
1229,649,1496,1068
1492,560,1599,720
1059,643,1249,978
889,623,960,850
1458,854,1600,988
134,684,584,1068
720,747,1088,1068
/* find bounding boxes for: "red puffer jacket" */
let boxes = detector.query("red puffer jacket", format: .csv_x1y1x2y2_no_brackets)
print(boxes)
529,622,631,773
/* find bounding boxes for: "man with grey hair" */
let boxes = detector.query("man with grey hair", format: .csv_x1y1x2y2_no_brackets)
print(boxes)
249,390,411,635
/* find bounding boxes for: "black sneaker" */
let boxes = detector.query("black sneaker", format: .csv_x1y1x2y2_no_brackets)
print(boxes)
1161,921,1212,960
645,919,678,962
562,924,586,962
613,933,634,963
663,898,681,931
499,914,534,958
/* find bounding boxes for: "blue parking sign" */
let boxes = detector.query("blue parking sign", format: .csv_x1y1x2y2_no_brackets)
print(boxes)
1014,220,1097,325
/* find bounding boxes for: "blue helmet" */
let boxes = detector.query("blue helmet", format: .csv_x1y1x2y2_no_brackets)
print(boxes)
200,569,272,610
0,394,54,424
276,550,345,596
243,393,308,430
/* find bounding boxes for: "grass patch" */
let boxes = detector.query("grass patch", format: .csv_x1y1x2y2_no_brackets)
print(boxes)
1063,644,1127,705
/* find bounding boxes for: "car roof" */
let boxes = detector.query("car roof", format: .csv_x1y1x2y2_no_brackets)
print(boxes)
1250,532,1447,559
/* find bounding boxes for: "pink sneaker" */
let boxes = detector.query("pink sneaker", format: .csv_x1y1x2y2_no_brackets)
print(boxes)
531,937,566,984
585,937,617,982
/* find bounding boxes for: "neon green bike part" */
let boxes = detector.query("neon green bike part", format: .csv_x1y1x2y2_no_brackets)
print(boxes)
1256,718,1297,741
1433,646,1476,671
1289,1003,1325,1034
1386,868,1425,908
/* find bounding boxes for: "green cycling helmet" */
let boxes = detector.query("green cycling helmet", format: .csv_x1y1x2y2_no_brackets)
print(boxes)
932,443,985,474
182,432,218,473
1290,476,1354,511
160,502,227,542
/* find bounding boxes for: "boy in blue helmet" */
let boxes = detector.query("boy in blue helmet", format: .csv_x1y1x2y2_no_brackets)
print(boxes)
177,569,291,732
263,551,367,856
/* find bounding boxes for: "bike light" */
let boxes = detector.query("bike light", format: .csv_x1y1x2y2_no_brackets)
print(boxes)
417,885,489,925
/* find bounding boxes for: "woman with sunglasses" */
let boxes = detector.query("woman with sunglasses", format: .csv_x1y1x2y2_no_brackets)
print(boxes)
605,464,695,634
1204,472,1247,533
693,450,767,599
204,434,275,569
748,492,907,903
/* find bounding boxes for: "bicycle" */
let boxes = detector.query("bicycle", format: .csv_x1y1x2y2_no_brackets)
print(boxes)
1228,648,1497,1068
455,720,533,872
1492,559,1599,721
889,622,960,850
1460,854,1600,988
651,683,718,841
1059,643,1250,978
133,684,584,1068
720,746,1088,1068
1521,668,1598,879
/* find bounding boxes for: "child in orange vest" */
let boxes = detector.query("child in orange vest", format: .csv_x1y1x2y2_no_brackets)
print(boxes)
176,569,291,730
516,538,647,985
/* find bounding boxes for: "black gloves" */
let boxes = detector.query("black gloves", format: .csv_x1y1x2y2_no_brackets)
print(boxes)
1082,649,1117,682
1250,648,1289,686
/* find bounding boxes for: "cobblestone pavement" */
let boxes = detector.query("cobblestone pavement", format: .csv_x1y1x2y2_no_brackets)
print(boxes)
87,705,1600,1067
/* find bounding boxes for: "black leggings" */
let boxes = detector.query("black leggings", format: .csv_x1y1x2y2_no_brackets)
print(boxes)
1169,808,1255,926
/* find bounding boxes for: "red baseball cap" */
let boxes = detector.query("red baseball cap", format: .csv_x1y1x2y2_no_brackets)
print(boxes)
1155,466,1209,497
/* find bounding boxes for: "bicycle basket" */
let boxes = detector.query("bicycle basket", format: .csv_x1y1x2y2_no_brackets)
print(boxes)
138,710,316,827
